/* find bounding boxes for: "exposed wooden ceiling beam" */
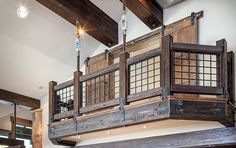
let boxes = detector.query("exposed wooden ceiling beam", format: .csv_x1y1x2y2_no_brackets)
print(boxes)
0,89,40,110
36,0,118,47
122,0,163,29
78,127,236,148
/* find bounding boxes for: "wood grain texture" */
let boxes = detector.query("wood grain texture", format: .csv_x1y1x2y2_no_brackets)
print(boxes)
0,89,40,109
49,99,169,139
77,127,236,148
123,0,163,29
36,0,118,47
32,109,42,148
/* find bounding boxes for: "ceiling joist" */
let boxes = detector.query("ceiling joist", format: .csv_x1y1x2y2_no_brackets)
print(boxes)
36,0,118,47
122,0,163,29
0,89,40,110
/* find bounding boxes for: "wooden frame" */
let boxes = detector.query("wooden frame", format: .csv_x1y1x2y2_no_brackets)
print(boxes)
48,32,234,145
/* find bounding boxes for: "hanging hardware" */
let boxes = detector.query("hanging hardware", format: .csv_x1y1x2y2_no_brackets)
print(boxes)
73,112,78,131
84,57,90,67
119,98,125,123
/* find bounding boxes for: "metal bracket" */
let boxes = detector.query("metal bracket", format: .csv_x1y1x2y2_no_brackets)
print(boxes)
161,87,169,100
191,12,196,25
73,112,78,131
119,98,125,124
84,57,90,67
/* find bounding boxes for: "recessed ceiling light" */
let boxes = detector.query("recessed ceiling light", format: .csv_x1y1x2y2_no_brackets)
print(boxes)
17,6,29,18
143,125,147,129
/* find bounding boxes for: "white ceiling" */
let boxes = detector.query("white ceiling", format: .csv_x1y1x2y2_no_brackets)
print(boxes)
0,0,118,100
0,0,184,101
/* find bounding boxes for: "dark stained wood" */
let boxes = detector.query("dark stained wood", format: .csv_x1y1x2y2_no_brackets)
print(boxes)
74,71,82,115
0,89,40,109
227,51,235,103
85,51,114,74
119,51,130,105
127,48,161,65
127,87,162,102
0,138,24,147
77,127,236,148
36,0,118,47
170,100,225,121
171,85,224,95
49,99,169,138
10,117,32,127
80,98,119,114
80,63,119,82
49,81,57,123
54,110,74,120
54,79,73,91
216,39,228,98
172,43,222,54
160,35,172,91
122,0,163,29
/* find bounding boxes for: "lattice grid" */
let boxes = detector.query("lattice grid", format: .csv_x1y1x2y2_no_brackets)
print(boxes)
173,52,220,87
55,85,74,114
81,70,119,107
129,55,161,95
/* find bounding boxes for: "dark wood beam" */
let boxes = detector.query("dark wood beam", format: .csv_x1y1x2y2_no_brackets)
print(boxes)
36,0,118,47
0,137,24,147
0,89,40,109
77,127,236,148
11,116,32,127
122,0,163,29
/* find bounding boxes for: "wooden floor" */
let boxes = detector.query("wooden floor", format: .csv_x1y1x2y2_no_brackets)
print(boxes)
77,127,236,148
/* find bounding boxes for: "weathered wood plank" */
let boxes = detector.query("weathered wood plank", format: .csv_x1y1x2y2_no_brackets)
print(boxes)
80,98,119,114
36,0,118,47
49,81,57,123
127,48,161,65
227,51,235,103
119,52,130,105
127,87,162,102
49,99,169,138
54,79,73,91
170,100,225,121
80,63,119,82
77,127,236,148
171,85,224,95
172,43,222,54
160,35,172,92
0,89,40,109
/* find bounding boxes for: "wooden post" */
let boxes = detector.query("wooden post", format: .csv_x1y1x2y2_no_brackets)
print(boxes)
10,104,16,139
74,71,82,115
119,51,130,105
216,39,227,98
161,35,173,95
32,109,42,148
49,81,57,123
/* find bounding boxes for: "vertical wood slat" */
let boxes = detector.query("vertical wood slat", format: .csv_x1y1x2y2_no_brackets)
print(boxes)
216,39,227,98
161,35,173,93
74,71,82,115
49,81,57,123
119,51,130,105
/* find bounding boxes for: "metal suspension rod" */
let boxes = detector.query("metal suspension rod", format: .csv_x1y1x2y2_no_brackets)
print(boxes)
122,0,127,52
76,20,81,71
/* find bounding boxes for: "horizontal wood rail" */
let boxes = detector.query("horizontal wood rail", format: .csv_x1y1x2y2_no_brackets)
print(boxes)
127,87,162,102
80,63,119,82
54,79,74,91
172,43,223,54
127,48,161,65
171,85,224,95
80,98,120,114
